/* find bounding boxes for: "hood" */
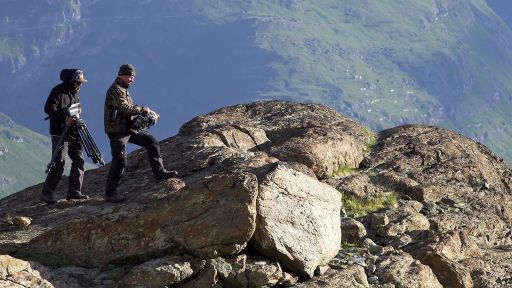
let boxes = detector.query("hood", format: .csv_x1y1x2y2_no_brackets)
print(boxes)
59,68,79,83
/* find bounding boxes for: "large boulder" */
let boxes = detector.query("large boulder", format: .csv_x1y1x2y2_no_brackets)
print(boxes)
407,230,480,288
0,255,52,288
118,256,197,287
363,125,512,245
252,163,342,277
178,101,373,178
17,173,258,266
374,251,443,288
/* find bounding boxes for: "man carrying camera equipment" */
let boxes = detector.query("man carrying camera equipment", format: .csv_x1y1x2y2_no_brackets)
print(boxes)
41,69,90,204
104,64,178,203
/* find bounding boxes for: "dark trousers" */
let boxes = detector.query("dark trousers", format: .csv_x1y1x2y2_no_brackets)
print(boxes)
105,132,164,195
42,136,85,195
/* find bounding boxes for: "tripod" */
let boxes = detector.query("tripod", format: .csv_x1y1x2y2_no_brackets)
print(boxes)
45,118,105,173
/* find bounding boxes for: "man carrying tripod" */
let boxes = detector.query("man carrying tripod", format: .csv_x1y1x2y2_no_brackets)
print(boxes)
42,69,90,204
104,64,177,203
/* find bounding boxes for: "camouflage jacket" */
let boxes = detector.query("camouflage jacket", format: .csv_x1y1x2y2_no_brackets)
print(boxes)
104,78,141,135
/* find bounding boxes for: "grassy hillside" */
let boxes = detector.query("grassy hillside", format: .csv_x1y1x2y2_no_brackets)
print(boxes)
0,112,99,199
0,113,51,198
2,0,512,164
184,0,512,159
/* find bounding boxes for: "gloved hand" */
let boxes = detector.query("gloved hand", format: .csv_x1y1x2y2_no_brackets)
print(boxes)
141,106,151,114
136,106,150,114
65,116,75,126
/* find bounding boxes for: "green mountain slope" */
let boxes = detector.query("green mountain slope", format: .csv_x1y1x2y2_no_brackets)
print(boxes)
188,0,512,159
2,0,512,164
0,113,51,198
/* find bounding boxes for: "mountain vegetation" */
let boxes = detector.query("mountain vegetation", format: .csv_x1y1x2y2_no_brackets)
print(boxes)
0,113,50,198
2,0,512,194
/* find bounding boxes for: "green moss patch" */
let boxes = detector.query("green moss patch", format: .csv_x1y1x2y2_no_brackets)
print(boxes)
342,192,397,218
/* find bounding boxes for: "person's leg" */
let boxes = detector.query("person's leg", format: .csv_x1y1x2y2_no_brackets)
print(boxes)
129,132,177,181
67,139,87,200
105,134,130,202
42,136,68,203
129,132,163,173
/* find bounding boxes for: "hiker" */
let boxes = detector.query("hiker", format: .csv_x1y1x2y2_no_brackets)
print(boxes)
103,64,178,203
41,69,90,204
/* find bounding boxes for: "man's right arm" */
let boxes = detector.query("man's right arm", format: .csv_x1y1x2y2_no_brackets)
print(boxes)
44,90,66,121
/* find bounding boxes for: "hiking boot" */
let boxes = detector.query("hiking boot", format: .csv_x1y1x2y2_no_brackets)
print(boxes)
41,192,57,204
66,192,89,200
104,194,127,203
155,169,178,182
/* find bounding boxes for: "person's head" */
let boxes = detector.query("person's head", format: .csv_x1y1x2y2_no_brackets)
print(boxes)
117,64,136,86
71,69,87,91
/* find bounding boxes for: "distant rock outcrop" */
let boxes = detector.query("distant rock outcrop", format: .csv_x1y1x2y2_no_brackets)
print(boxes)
0,144,7,156
1,101,511,287
0,176,15,190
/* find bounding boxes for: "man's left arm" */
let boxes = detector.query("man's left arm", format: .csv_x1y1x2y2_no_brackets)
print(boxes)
108,88,142,116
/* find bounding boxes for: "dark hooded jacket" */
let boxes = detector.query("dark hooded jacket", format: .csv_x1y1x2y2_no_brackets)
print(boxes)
44,69,80,138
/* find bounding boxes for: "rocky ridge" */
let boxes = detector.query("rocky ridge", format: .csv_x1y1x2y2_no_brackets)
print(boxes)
0,100,511,287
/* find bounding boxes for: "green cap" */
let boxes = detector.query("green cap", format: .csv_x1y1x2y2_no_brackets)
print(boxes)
118,64,136,76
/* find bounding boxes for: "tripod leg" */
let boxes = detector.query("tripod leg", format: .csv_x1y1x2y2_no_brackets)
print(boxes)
76,122,105,165
83,126,104,164
77,126,94,159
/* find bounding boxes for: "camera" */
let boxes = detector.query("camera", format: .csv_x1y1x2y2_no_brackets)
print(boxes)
66,103,81,118
130,109,160,134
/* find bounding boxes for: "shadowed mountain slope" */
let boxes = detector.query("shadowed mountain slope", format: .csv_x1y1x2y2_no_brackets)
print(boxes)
2,0,512,167
0,113,50,198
